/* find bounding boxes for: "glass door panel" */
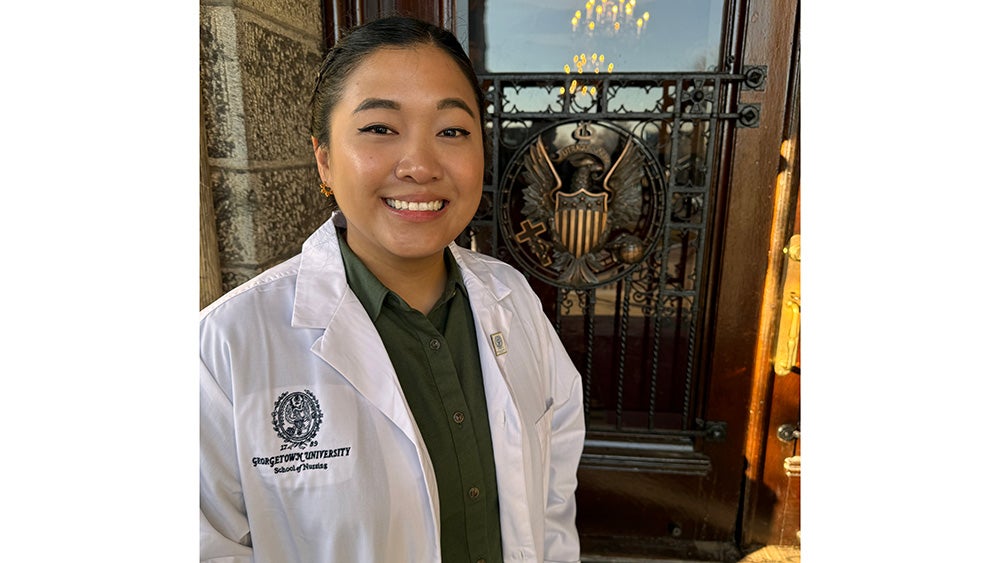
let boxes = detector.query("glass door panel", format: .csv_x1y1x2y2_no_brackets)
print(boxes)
466,0,725,73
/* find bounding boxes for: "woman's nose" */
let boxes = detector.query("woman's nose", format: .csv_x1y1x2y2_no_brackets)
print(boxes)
394,139,443,184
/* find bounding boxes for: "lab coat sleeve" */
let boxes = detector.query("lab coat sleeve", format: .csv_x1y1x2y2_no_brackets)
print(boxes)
542,320,587,563
200,358,253,563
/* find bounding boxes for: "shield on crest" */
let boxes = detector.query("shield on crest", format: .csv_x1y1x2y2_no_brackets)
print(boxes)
554,188,609,257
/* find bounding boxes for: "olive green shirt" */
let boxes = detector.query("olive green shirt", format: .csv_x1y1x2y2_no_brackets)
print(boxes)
338,231,503,563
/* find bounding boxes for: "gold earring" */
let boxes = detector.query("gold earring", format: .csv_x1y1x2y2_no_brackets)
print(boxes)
320,181,334,197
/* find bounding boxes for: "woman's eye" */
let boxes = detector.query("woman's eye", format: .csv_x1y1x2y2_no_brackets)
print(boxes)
440,128,471,138
358,125,393,135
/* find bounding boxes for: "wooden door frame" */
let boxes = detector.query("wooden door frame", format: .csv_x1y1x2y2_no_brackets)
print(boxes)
322,0,456,47
738,5,801,545
704,0,801,550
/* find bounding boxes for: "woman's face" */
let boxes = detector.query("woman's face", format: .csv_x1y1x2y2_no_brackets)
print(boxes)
313,44,484,270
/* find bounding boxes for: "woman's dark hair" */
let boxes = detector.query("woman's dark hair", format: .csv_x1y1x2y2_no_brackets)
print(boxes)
309,16,486,149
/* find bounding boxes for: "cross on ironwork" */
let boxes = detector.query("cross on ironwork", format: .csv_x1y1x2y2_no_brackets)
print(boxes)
514,219,547,242
514,219,553,266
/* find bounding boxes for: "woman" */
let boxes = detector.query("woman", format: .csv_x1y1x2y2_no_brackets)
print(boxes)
200,16,585,563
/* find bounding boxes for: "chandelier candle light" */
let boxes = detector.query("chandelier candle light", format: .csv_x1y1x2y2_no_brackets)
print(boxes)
571,0,651,38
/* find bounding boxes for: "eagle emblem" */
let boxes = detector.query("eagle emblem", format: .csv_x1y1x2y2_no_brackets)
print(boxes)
500,121,665,287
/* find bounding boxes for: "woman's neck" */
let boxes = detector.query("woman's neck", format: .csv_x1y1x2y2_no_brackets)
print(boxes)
375,258,447,315
345,235,448,315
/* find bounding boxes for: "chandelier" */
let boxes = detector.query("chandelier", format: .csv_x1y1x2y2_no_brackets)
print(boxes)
562,0,650,99
571,0,651,38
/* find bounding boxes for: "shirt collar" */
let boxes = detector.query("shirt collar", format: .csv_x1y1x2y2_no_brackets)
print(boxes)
337,228,468,321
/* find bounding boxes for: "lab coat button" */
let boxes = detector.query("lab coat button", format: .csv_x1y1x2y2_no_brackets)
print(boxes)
429,338,441,350
468,486,480,499
453,411,465,424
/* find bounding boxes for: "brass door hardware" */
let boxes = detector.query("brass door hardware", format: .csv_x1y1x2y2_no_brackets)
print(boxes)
773,234,800,376
783,455,801,478
776,423,800,443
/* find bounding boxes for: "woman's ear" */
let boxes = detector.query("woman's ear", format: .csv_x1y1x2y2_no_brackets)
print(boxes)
312,137,331,182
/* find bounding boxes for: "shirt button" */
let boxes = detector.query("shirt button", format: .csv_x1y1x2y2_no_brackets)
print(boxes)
468,486,480,499
429,338,441,350
453,411,465,424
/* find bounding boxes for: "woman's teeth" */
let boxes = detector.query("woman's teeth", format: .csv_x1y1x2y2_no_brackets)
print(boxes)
385,198,444,212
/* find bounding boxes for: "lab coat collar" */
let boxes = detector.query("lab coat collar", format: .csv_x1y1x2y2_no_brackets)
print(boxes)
448,242,512,306
290,214,345,330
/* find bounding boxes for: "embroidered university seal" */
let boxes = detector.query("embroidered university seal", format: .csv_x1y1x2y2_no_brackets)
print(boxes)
271,390,323,446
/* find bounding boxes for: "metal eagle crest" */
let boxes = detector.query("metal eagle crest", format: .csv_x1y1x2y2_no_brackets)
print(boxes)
499,121,667,288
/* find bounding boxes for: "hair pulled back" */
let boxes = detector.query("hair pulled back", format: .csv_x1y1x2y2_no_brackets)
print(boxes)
309,16,486,149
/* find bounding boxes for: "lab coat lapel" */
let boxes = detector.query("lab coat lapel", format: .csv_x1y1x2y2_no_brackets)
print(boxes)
311,300,421,448
453,246,539,557
292,217,424,449
292,218,441,546
454,248,514,401
472,297,513,402
311,299,442,555
450,244,513,379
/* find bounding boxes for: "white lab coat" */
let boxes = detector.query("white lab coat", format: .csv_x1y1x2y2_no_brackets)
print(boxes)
200,215,586,563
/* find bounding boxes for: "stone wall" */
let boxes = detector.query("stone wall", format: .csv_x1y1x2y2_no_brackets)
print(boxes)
200,0,330,296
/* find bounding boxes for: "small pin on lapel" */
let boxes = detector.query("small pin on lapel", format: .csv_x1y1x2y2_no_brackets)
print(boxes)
490,332,508,356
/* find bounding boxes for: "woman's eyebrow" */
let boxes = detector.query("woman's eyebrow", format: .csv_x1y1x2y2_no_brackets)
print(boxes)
353,98,400,113
352,97,474,118
437,98,475,118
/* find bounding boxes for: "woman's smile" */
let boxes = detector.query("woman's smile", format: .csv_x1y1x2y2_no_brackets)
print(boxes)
383,198,447,212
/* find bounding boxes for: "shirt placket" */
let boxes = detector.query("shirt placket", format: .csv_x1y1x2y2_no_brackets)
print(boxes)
418,320,493,563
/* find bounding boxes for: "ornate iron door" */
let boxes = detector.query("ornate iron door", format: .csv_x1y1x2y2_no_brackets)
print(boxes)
466,69,753,432
454,65,760,557
452,0,794,557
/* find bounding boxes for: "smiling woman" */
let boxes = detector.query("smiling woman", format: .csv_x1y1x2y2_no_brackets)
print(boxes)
311,45,485,308
200,15,586,563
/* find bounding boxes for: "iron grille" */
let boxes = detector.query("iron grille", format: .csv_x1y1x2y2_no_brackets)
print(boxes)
458,71,747,466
